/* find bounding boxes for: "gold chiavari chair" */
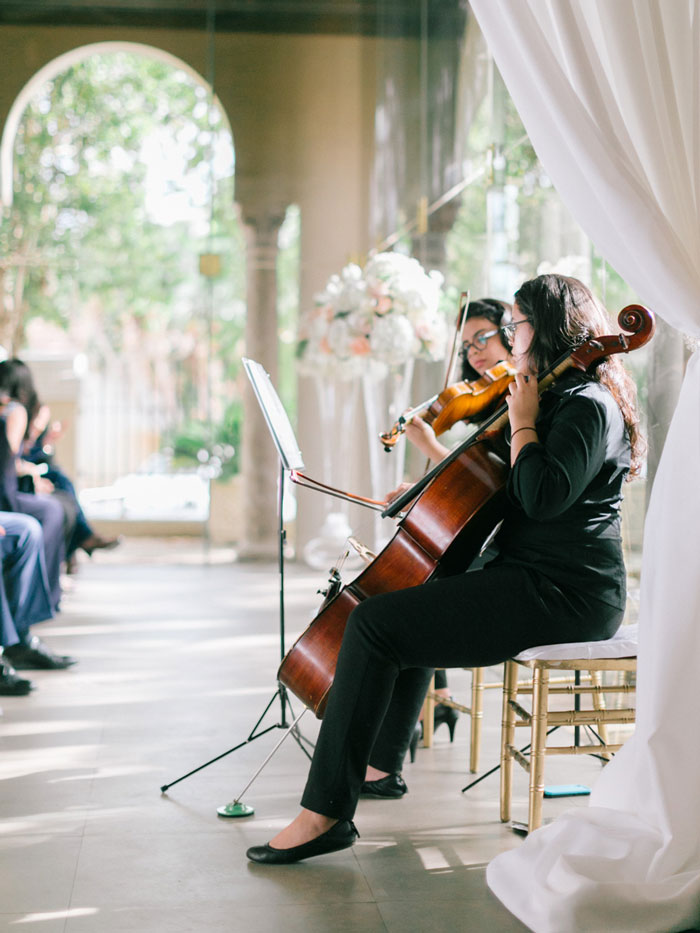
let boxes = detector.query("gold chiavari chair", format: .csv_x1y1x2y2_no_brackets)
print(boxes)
422,664,611,775
500,624,638,833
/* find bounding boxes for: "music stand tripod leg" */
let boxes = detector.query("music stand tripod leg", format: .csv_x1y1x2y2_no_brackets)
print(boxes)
159,687,283,794
218,706,309,817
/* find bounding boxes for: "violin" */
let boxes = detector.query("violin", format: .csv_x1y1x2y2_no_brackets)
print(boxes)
379,361,517,451
279,305,655,718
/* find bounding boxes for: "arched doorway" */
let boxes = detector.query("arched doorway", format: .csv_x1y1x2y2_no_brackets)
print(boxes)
0,43,251,544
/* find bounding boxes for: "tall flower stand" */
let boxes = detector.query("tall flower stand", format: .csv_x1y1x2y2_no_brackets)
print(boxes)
302,375,364,570
362,358,415,551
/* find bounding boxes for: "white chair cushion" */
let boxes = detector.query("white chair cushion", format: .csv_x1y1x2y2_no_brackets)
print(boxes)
514,623,638,662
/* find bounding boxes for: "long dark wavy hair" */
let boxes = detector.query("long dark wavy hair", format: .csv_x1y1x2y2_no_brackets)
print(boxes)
460,298,513,381
0,359,40,424
514,274,644,477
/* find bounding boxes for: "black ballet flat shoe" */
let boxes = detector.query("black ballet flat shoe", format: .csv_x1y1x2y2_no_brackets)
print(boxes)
0,659,33,696
434,701,460,742
246,820,359,864
360,773,407,798
4,636,77,671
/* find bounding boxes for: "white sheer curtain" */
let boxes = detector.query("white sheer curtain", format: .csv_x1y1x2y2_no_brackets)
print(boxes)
467,2,700,931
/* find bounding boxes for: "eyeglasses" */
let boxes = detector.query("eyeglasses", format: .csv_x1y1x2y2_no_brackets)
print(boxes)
460,328,500,355
499,319,529,342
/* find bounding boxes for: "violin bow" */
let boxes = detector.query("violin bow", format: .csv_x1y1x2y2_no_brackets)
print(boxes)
419,290,469,475
444,290,469,389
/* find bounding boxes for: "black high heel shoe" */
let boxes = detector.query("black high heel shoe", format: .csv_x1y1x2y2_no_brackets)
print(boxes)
434,700,459,742
409,721,421,763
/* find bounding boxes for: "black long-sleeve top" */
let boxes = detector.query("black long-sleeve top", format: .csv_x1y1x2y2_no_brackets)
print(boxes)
495,370,631,610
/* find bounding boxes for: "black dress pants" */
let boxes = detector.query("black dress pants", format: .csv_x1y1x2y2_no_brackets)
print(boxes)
300,561,623,821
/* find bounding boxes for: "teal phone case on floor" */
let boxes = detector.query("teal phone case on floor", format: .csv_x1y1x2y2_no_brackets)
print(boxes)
543,784,591,797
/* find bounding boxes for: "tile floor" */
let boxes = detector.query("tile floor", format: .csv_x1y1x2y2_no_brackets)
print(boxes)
0,538,613,932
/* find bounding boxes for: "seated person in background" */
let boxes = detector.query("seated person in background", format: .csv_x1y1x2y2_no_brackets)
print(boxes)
404,297,514,463
0,521,33,696
0,359,120,578
0,369,66,612
403,298,513,742
0,510,76,695
25,402,121,571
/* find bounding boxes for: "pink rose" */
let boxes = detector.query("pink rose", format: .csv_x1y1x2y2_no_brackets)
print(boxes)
349,336,371,356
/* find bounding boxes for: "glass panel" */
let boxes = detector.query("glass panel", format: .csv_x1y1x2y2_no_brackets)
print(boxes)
371,3,690,599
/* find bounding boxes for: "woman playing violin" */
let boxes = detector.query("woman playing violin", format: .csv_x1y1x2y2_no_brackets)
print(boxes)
405,298,514,463
403,298,513,727
247,274,642,864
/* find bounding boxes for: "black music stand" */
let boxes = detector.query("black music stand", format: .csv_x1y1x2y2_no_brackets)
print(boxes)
159,357,314,817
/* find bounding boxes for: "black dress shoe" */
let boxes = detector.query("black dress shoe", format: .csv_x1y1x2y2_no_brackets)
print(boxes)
4,636,77,670
246,820,359,864
360,773,407,798
0,658,33,696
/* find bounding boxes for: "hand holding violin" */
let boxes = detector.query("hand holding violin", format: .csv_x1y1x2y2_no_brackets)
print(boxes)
403,415,449,463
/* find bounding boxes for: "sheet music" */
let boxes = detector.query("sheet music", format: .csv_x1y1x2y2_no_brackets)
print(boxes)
242,358,305,471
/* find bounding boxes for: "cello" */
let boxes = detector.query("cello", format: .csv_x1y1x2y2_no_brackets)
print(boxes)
281,305,655,718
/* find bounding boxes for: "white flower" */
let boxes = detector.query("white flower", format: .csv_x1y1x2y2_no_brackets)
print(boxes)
347,308,374,334
370,314,416,366
341,263,363,283
412,309,449,360
327,318,353,358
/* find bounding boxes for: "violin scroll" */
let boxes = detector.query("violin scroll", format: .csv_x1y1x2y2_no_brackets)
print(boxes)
379,418,407,451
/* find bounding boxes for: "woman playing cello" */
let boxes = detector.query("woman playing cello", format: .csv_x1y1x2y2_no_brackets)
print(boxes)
247,274,643,864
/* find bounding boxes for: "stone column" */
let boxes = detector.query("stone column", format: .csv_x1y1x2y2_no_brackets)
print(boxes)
238,205,286,560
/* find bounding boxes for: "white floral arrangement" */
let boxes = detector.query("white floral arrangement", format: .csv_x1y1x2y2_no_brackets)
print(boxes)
297,251,447,380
